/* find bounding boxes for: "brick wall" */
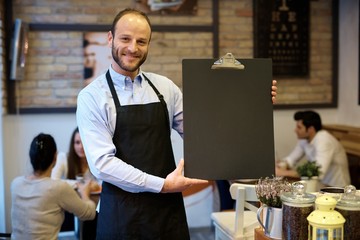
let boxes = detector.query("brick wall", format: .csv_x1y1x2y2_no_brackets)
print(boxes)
8,0,334,111
278,1,335,105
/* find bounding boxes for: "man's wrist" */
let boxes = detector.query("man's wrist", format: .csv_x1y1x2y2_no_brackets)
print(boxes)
145,174,165,193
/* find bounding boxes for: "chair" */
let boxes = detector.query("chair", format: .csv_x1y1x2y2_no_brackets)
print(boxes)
0,233,11,239
211,183,260,240
215,180,235,211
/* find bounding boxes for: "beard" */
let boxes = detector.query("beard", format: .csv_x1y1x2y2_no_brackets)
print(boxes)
111,41,147,73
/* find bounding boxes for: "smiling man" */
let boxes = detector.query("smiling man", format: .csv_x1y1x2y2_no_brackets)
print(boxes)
77,8,277,239
76,8,208,240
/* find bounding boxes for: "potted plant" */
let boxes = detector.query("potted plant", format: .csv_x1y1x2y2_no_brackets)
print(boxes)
255,176,291,239
296,161,321,192
296,161,321,178
255,176,292,208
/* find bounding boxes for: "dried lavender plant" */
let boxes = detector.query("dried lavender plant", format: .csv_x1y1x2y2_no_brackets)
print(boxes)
255,176,291,208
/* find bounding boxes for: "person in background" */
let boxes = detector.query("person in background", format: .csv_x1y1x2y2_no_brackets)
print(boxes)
276,110,351,188
76,8,277,239
11,133,96,240
51,127,100,239
51,127,101,191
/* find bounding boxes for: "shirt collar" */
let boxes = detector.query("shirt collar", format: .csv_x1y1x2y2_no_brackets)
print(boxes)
109,66,145,88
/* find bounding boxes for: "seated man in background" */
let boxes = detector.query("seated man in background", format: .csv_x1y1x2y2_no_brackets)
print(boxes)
276,110,351,188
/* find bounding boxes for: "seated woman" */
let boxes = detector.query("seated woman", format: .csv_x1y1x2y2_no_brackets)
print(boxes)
11,133,96,240
51,127,100,239
51,127,101,192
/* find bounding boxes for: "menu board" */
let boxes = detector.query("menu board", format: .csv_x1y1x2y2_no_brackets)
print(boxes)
182,58,275,180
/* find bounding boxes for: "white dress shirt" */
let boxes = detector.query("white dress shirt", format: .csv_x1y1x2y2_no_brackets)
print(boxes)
76,66,183,193
284,130,351,187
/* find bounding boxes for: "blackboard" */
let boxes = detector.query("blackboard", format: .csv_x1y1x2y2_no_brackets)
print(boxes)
182,58,275,180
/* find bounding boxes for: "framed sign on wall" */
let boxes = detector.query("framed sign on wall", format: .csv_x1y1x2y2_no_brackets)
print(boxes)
254,0,339,109
254,0,310,77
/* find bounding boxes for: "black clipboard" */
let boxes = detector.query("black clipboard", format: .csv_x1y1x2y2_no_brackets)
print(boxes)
182,55,275,180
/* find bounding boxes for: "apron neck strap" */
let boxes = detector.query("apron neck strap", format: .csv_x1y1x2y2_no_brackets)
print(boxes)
105,70,171,134
106,70,121,108
142,73,171,134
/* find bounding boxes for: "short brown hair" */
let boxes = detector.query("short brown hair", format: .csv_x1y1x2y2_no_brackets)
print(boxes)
110,8,152,37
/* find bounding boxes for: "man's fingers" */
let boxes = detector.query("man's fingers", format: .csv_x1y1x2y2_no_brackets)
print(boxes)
176,159,185,173
189,178,210,185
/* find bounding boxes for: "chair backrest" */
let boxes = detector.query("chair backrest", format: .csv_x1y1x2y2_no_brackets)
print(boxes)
0,233,11,239
230,183,258,199
229,183,259,236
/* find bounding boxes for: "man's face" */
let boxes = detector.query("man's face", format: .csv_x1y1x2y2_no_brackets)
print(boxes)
295,120,310,140
108,13,151,77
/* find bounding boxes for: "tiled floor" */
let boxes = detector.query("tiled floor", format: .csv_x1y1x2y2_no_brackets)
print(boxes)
189,227,215,240
58,227,215,240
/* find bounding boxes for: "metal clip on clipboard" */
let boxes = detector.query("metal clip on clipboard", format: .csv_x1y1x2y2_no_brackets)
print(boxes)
211,52,245,70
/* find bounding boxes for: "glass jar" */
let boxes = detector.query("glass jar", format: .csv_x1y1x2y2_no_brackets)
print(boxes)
319,187,344,201
335,185,360,240
281,181,316,240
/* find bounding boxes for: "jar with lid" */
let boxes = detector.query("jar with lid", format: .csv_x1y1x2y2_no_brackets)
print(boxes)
281,181,316,240
335,185,360,240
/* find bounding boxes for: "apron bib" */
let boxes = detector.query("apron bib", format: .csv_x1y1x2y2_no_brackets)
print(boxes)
96,71,189,240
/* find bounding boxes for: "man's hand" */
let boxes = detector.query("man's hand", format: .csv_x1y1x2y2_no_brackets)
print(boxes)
272,80,277,104
161,159,209,193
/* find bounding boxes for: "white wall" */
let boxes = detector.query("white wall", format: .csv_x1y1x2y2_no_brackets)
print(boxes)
0,0,359,233
337,0,360,125
2,114,77,232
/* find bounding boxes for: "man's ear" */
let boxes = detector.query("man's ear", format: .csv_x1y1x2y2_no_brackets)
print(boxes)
108,31,113,48
308,126,317,134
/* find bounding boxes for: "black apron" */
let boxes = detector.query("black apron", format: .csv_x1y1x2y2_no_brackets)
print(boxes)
96,71,189,240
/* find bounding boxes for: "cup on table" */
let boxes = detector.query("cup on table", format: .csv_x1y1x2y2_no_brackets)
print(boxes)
76,173,85,183
277,160,287,170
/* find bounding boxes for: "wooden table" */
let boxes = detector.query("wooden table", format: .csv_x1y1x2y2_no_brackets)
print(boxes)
254,227,271,240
